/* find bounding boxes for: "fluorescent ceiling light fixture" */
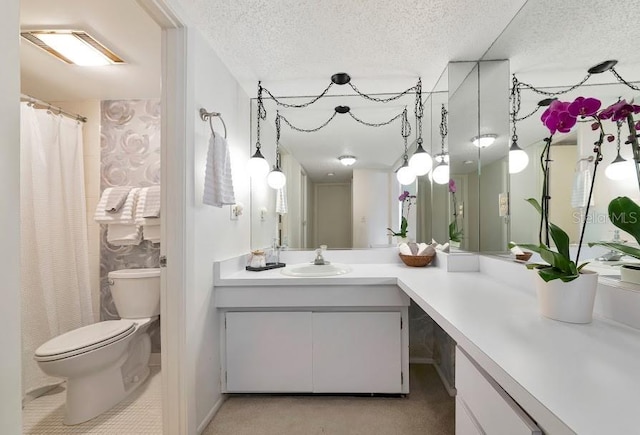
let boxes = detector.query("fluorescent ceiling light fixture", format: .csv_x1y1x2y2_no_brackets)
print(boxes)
471,134,497,148
21,30,125,66
338,155,357,166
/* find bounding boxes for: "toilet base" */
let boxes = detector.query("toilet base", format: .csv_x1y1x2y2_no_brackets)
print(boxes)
63,333,151,425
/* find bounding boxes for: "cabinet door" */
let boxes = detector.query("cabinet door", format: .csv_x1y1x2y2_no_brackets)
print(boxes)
225,312,312,392
312,312,402,393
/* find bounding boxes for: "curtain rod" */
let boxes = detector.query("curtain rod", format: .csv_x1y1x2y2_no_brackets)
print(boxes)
20,94,88,123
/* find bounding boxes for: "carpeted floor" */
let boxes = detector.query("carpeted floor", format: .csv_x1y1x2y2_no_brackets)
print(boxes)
203,364,454,435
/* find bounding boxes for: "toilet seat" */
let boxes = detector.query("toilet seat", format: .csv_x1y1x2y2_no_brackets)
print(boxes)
35,320,136,362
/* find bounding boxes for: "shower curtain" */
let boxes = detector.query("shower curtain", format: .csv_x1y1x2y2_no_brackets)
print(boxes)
20,103,94,400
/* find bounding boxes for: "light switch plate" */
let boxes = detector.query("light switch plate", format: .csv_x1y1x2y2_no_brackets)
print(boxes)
498,193,509,217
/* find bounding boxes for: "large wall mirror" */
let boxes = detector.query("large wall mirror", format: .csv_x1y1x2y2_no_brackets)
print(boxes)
249,85,427,250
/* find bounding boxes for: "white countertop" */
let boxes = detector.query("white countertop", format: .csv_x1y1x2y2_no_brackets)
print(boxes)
214,255,640,435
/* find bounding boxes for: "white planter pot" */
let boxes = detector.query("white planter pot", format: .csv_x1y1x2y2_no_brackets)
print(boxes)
620,264,640,285
532,270,598,324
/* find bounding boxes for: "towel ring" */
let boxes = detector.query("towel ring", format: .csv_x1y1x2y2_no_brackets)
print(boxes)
200,108,227,139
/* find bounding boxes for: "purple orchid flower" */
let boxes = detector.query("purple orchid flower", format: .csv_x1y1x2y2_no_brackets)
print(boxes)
398,191,410,202
599,100,636,122
541,100,576,134
567,97,601,118
448,179,457,193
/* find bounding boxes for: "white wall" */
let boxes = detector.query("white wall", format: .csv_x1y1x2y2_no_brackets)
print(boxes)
0,0,22,433
187,27,251,431
352,169,392,248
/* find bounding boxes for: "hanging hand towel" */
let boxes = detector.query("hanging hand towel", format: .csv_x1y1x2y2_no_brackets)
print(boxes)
276,185,288,215
571,160,593,208
143,185,161,217
107,223,142,246
104,186,132,213
95,187,139,224
203,132,236,207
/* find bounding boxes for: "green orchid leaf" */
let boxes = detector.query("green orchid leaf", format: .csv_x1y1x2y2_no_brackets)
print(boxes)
400,217,408,235
525,198,542,214
577,262,589,271
608,196,640,245
588,242,640,260
538,246,571,272
549,222,571,260
537,266,578,283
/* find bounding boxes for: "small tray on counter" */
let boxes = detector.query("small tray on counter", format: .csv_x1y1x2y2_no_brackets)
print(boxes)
245,262,287,272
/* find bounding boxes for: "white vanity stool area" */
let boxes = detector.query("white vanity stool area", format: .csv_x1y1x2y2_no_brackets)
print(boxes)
214,249,640,435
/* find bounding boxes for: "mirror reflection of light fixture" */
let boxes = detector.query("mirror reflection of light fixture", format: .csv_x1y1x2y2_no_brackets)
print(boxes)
471,133,497,148
433,104,450,185
605,121,636,181
267,113,287,189
508,76,529,174
248,82,270,178
408,79,433,176
396,108,416,185
339,155,357,166
509,141,529,174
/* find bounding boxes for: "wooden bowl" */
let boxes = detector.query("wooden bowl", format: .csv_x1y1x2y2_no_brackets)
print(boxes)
399,253,435,267
516,252,533,262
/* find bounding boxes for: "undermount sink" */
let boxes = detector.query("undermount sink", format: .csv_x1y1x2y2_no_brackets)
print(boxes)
280,263,353,277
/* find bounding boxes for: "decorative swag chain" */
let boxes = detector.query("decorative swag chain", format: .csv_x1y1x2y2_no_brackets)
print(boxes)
276,108,410,133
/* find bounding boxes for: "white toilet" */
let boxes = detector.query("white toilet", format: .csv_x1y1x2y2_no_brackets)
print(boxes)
34,268,160,425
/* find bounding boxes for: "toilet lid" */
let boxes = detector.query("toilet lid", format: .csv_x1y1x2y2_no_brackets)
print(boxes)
35,320,136,361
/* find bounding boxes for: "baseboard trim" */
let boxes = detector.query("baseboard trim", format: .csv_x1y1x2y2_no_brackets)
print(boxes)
197,395,226,434
409,357,435,364
433,362,457,397
149,353,162,367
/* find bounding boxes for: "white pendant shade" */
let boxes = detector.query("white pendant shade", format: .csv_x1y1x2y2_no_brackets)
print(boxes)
247,153,270,178
409,148,433,176
605,158,636,180
267,169,287,189
397,165,416,185
509,148,529,174
432,162,450,185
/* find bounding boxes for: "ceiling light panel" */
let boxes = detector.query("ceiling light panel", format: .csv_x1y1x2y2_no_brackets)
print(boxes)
21,30,125,66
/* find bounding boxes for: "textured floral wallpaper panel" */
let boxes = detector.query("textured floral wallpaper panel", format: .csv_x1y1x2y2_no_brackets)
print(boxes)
100,100,161,350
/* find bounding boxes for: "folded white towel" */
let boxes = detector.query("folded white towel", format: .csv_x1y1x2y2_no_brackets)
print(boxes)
143,225,161,244
135,187,161,226
510,243,524,255
276,185,288,215
571,160,593,208
104,186,132,213
398,243,412,256
107,224,142,246
203,133,236,207
143,185,161,217
417,243,430,255
95,188,139,224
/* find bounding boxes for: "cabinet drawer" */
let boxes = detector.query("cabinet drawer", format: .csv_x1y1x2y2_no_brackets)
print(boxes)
456,397,484,435
456,347,541,435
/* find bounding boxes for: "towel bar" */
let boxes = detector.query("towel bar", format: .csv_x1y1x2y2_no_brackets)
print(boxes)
200,108,227,139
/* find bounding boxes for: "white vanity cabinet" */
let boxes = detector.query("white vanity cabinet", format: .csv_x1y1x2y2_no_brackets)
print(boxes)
455,346,541,435
218,284,409,394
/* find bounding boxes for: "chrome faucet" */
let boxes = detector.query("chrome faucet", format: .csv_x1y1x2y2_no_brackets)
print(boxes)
596,230,624,261
313,246,329,265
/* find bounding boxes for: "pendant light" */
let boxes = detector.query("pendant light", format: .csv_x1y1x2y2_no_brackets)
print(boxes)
267,113,287,189
508,76,529,174
605,120,635,180
408,79,433,176
433,104,450,185
396,108,416,185
248,82,270,178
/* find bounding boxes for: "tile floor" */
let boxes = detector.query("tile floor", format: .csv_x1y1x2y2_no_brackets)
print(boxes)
22,366,162,434
203,364,454,435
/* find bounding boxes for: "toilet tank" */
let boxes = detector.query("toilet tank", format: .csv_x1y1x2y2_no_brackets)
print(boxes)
108,268,160,319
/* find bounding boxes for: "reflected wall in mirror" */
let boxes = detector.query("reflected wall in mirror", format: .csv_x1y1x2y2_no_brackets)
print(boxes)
249,83,429,250
445,60,510,253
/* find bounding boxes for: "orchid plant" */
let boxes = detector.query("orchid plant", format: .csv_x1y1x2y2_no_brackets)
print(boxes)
387,190,416,239
448,179,463,243
511,96,639,282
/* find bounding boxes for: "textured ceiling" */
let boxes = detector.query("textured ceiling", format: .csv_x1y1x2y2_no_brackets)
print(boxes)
20,0,161,101
180,0,528,95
